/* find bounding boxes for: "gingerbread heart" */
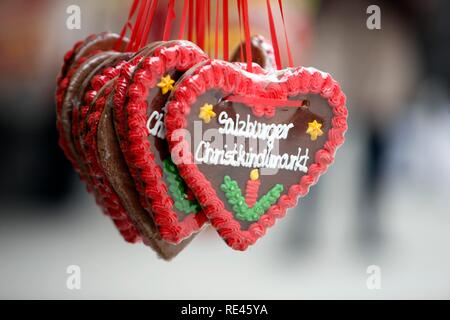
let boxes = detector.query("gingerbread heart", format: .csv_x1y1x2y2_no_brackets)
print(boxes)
56,32,282,256
56,33,141,243
72,52,142,243
80,43,199,259
113,41,210,245
114,39,276,246
165,60,348,250
56,33,128,181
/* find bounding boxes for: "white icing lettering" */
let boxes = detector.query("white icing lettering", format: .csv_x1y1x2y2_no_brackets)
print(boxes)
146,111,166,139
217,111,294,149
195,142,309,173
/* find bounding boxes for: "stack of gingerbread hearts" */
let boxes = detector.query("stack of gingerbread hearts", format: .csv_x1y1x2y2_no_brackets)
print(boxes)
56,0,348,259
56,30,285,259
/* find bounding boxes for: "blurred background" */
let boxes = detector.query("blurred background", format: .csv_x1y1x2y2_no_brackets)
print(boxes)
0,0,449,299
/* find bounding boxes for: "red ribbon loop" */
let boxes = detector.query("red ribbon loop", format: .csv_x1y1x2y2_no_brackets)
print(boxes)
266,0,282,70
278,0,294,67
139,0,159,49
214,0,220,59
223,0,229,60
116,0,140,50
127,0,148,51
196,0,206,50
178,0,190,39
163,0,176,41
241,0,253,72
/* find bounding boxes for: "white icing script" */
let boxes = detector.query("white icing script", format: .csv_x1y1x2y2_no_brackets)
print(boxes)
146,111,165,139
195,142,309,173
195,111,310,173
217,111,294,149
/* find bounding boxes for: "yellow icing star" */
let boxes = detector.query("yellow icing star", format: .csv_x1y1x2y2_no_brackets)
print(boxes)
157,75,175,95
306,120,323,141
199,103,216,123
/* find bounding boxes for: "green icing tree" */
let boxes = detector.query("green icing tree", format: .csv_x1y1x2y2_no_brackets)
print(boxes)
221,175,284,222
163,159,201,214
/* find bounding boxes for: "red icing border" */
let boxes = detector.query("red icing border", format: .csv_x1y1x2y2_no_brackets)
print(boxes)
56,49,98,184
56,34,139,243
114,43,209,244
165,60,348,250
80,59,141,243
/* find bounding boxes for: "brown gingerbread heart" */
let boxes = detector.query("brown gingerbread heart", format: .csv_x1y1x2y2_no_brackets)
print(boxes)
79,40,277,258
165,60,348,250
112,41,210,245
80,43,196,259
56,33,128,180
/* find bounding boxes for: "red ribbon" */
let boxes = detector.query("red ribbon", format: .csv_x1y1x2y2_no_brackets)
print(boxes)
133,0,154,51
118,0,292,69
278,0,293,67
266,0,282,69
214,0,220,59
178,0,189,39
237,0,244,62
188,0,194,41
207,0,211,55
163,0,176,41
138,0,158,49
127,0,148,51
222,0,229,60
241,0,253,72
115,0,140,51
196,0,206,50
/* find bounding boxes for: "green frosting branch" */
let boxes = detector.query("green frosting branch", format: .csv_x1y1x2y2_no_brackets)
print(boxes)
221,175,284,222
163,159,201,214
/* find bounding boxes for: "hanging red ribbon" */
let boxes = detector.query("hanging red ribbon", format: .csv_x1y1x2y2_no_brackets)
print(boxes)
196,0,206,50
241,0,253,72
207,0,211,55
222,0,229,60
237,0,244,62
266,0,282,69
127,0,148,51
127,1,145,51
163,0,176,41
178,0,189,39
115,0,140,51
138,0,159,49
188,0,194,41
133,0,154,51
278,0,293,67
214,0,220,59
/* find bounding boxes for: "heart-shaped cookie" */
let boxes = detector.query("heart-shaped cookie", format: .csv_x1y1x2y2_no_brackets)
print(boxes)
56,33,127,181
165,60,348,250
56,30,284,256
79,43,198,259
56,33,142,243
113,41,210,244
114,38,276,245
73,52,144,243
